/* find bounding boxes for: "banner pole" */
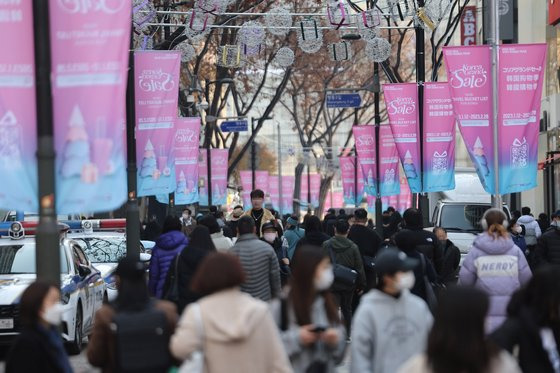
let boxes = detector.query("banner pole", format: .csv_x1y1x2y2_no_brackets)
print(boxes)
490,0,502,208
125,29,140,260
374,63,384,238
277,122,283,216
33,0,60,286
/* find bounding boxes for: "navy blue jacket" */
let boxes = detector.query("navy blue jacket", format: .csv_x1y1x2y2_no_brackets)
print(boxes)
149,230,188,298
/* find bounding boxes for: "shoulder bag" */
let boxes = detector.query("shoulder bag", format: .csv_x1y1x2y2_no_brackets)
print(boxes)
328,242,358,287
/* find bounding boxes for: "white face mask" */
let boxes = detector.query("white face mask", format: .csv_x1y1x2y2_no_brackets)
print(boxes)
263,232,277,243
396,271,415,291
315,267,334,291
42,303,64,326
513,226,523,234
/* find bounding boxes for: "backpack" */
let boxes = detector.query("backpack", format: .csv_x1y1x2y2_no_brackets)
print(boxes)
112,303,171,373
522,224,537,246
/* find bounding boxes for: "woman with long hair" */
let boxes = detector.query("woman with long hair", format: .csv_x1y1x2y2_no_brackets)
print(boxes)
176,225,217,312
296,215,330,249
491,266,560,372
272,245,346,372
6,282,72,373
460,208,532,333
398,286,521,373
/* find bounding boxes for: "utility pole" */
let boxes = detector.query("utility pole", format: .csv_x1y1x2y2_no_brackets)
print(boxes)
277,122,283,215
125,29,140,260
489,0,502,209
374,62,384,238
33,0,60,286
251,117,257,190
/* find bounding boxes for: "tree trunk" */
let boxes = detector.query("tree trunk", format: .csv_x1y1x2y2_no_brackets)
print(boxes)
317,175,333,218
293,163,304,216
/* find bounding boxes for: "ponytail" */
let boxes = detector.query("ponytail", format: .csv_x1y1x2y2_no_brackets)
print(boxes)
488,223,508,239
482,208,509,239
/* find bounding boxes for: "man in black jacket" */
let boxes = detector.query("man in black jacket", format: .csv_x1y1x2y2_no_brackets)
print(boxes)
535,220,560,267
322,208,337,236
433,227,461,285
348,208,382,290
397,208,444,275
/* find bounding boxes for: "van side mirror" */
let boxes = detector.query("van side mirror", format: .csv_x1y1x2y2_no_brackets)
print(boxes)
78,264,91,278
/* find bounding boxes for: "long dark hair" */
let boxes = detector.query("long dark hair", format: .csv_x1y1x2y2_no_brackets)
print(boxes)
188,225,216,251
289,245,339,325
114,257,150,311
427,286,499,373
20,281,57,327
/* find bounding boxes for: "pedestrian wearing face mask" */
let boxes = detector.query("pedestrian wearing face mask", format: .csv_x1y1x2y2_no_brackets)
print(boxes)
271,245,346,373
261,220,291,286
535,210,560,267
351,248,433,373
433,227,460,285
6,281,73,373
508,218,528,255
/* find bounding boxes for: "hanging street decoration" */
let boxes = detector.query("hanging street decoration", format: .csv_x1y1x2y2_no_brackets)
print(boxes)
356,9,381,41
239,20,266,47
217,45,242,68
365,37,392,62
273,47,295,67
177,43,197,62
184,9,214,42
265,6,293,36
328,42,352,61
133,0,156,32
297,18,323,54
326,0,351,29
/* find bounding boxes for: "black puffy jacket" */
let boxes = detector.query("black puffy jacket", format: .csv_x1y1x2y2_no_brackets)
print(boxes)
536,227,560,266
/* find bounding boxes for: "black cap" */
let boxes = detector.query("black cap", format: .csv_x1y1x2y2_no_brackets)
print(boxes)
375,247,419,275
354,208,367,221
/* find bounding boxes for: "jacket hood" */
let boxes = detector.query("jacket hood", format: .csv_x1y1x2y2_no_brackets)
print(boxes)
156,230,188,251
473,232,515,255
518,215,536,224
202,289,269,342
328,236,355,253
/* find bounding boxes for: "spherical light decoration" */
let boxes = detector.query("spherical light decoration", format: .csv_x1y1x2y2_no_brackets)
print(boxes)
365,37,391,62
299,39,323,54
132,0,156,32
196,0,229,13
328,42,352,61
265,6,292,36
134,33,153,51
326,0,351,29
355,12,379,41
239,21,266,47
297,18,322,42
273,47,295,67
184,10,214,43
176,43,197,62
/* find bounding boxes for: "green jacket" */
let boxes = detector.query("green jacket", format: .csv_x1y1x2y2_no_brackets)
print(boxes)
322,236,366,290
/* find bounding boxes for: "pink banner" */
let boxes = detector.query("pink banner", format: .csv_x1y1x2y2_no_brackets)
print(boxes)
378,125,400,197
339,156,357,205
397,176,412,213
325,191,344,212
300,176,308,205
311,173,321,207
268,175,279,210
51,0,131,213
174,117,200,205
389,194,399,210
443,46,495,193
199,149,228,206
0,0,37,211
366,195,376,213
255,170,269,195
135,51,181,197
498,44,546,194
239,170,252,208
281,175,295,214
423,82,456,192
383,83,422,193
353,125,377,196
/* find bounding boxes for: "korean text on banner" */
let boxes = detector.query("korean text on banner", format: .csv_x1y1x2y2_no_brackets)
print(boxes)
281,175,295,214
269,175,279,210
174,117,201,205
210,149,228,206
352,126,377,196
255,171,269,195
383,83,422,193
423,82,456,192
0,0,37,211
135,51,181,197
50,0,131,213
239,170,253,208
498,44,546,194
443,46,495,193
379,125,401,197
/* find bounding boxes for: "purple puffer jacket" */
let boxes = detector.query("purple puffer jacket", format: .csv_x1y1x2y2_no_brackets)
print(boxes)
148,230,188,298
460,232,532,333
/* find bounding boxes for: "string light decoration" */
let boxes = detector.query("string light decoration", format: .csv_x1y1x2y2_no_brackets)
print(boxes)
239,21,266,47
176,43,197,62
416,0,453,30
297,18,323,54
356,9,381,41
216,45,242,68
273,47,295,67
195,0,229,13
184,9,214,42
328,41,352,61
326,0,351,29
241,43,263,57
265,6,292,36
365,37,391,62
132,0,156,32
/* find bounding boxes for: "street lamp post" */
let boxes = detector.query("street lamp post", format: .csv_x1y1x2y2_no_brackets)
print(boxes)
33,0,60,286
373,62,384,238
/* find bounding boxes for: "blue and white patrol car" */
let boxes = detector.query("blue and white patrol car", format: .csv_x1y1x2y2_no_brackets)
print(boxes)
0,222,106,354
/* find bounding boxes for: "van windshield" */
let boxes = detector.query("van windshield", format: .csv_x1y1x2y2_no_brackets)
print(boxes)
440,205,509,232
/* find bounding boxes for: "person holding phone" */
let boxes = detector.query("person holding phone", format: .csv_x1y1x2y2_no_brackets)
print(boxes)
271,245,346,373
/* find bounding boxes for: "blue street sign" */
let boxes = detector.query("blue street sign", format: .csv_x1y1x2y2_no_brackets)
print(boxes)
326,93,362,108
220,119,248,132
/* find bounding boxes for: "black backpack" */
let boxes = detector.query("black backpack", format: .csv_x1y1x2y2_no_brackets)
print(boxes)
111,303,171,373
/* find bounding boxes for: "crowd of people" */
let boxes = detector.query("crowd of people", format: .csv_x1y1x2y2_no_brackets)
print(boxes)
5,189,560,373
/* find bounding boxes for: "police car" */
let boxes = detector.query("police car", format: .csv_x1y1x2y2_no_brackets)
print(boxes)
0,221,106,354
67,219,151,302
